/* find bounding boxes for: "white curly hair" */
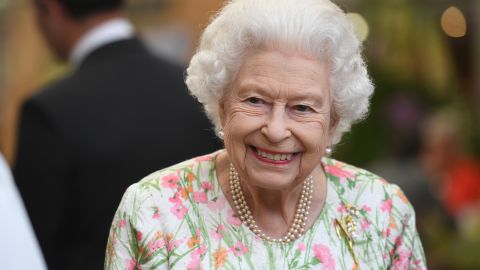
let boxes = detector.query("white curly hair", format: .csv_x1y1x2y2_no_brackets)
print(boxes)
186,0,374,146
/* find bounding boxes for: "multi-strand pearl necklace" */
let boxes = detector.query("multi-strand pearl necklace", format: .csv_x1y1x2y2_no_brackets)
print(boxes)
229,163,314,243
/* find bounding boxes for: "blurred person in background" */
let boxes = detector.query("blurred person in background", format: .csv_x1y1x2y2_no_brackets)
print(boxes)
0,152,47,270
105,0,426,268
369,96,456,269
369,94,454,226
13,0,219,269
369,94,429,207
421,110,480,228
419,110,480,269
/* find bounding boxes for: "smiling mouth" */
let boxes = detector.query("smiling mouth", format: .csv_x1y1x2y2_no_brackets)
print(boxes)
250,146,298,162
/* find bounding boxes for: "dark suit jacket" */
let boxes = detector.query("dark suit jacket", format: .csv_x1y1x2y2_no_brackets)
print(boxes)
14,38,220,270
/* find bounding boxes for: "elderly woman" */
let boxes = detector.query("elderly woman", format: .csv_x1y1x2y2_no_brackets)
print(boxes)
105,0,426,269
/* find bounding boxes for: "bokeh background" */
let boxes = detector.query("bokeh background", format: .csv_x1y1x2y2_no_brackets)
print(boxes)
0,0,479,269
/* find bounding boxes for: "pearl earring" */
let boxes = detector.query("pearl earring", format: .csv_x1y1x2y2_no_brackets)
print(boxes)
325,146,332,156
218,129,224,139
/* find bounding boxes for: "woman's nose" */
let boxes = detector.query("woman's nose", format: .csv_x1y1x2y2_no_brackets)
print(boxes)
261,105,292,143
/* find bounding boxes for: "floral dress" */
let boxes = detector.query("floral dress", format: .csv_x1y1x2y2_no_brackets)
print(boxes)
105,151,426,270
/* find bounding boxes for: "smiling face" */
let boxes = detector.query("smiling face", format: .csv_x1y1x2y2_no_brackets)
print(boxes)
220,49,335,191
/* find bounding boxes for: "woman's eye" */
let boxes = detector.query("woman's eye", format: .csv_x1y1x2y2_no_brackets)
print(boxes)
293,105,312,112
247,97,263,105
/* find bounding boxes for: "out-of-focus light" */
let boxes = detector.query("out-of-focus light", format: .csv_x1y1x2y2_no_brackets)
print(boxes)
346,13,369,43
441,6,467,38
0,0,9,10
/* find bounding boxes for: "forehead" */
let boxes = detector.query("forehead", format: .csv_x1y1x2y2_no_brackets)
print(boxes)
233,49,331,99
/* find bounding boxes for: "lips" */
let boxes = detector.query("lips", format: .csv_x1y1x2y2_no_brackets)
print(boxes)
251,146,297,163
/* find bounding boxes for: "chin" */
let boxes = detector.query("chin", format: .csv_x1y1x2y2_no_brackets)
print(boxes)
244,165,301,190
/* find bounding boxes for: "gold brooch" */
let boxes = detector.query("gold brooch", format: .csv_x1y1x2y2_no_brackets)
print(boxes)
335,203,360,267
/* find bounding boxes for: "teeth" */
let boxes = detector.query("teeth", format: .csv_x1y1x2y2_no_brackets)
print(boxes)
256,148,293,161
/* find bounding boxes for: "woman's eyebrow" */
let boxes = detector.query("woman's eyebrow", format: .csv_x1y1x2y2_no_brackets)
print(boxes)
238,82,326,105
237,82,273,96
288,91,325,105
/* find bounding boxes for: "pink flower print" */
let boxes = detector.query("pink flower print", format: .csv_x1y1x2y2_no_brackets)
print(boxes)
230,241,248,256
324,165,355,179
202,181,213,191
211,224,225,240
312,244,335,270
187,244,207,270
171,203,188,219
381,198,393,213
193,191,208,204
136,231,143,241
227,208,242,227
362,205,372,212
207,197,226,211
169,192,182,205
126,258,138,270
297,243,306,252
118,219,126,228
392,248,412,270
398,248,412,259
382,228,392,238
336,204,347,213
152,207,160,219
361,219,371,231
161,173,179,189
166,240,181,252
187,252,200,270
147,239,165,256
390,247,395,258
395,236,403,247
196,244,207,256
166,236,183,253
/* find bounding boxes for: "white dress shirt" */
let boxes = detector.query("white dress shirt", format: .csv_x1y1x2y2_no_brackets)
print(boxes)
69,18,135,67
0,154,47,270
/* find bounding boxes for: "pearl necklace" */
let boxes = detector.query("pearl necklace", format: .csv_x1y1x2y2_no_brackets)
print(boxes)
229,163,314,243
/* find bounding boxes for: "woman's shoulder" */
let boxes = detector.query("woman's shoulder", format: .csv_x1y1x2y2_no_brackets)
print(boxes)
323,157,400,189
118,151,220,206
137,151,220,186
114,151,221,219
322,157,413,214
320,158,425,267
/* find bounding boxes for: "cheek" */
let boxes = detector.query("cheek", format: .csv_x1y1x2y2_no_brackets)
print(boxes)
222,107,265,166
295,119,331,153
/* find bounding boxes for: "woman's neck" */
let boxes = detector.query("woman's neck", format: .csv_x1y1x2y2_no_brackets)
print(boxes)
215,150,327,238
